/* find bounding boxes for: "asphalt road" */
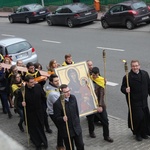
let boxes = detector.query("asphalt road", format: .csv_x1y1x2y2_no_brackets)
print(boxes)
0,18,150,120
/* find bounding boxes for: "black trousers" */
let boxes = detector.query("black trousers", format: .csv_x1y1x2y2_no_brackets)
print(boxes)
50,114,64,147
43,108,50,130
87,108,109,138
63,133,84,150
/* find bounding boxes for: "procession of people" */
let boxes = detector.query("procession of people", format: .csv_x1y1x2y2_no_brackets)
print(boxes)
0,54,150,150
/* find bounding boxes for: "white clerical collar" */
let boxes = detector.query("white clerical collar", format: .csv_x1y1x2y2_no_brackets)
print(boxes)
65,98,69,102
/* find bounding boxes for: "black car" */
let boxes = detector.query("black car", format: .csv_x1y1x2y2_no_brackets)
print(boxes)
46,3,98,28
8,3,50,24
101,0,150,29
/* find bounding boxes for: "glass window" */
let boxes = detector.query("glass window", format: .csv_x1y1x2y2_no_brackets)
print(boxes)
27,4,43,11
132,2,147,9
6,41,31,54
110,5,121,13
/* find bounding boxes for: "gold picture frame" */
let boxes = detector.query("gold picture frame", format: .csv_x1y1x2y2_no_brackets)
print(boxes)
55,61,98,117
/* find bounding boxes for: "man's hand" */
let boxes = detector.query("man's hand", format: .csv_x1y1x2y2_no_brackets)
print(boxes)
126,87,130,93
97,106,103,113
22,101,26,107
63,115,68,122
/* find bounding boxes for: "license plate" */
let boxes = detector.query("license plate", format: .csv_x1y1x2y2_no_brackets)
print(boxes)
85,12,91,15
142,16,149,20
16,53,27,59
39,11,45,14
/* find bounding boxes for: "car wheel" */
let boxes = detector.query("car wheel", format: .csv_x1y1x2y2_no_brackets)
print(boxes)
26,17,31,24
101,19,109,29
146,21,150,24
9,17,14,23
47,19,53,26
126,20,135,30
67,19,73,28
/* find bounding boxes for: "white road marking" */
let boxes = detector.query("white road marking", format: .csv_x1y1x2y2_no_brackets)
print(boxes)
97,47,125,52
106,81,119,86
42,40,61,44
1,34,15,37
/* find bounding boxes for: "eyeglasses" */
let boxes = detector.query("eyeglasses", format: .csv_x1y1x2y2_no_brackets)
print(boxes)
29,67,35,70
63,90,71,93
16,76,20,78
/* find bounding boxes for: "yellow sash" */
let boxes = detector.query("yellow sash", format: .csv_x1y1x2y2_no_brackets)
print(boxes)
12,84,20,93
62,61,74,66
91,75,105,88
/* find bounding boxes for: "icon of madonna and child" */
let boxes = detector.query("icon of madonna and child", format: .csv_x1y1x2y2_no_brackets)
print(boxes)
65,67,97,116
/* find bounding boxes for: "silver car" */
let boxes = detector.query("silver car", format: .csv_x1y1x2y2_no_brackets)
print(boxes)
0,37,38,65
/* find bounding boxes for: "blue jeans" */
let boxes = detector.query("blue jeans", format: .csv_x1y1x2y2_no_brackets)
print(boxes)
0,91,10,113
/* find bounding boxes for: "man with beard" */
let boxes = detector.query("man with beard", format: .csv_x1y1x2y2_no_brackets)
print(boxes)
22,75,48,150
46,74,65,150
121,60,150,141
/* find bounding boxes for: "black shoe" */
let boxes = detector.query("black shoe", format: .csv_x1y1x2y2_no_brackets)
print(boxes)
95,121,102,126
8,112,12,119
36,146,42,150
41,143,48,149
46,128,52,134
3,111,7,114
18,123,24,132
141,134,148,139
136,135,143,141
14,108,18,113
90,132,96,138
104,137,114,143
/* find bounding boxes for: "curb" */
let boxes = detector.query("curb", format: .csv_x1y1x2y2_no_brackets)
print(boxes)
0,16,101,20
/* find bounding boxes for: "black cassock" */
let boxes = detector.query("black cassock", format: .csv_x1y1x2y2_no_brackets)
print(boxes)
25,83,48,148
121,70,150,135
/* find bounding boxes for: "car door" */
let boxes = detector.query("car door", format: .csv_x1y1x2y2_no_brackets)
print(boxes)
12,7,23,21
119,5,130,25
51,7,63,24
53,7,71,25
107,5,122,25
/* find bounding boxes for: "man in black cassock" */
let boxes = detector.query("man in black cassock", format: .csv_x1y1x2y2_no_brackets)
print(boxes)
121,60,150,141
22,75,48,150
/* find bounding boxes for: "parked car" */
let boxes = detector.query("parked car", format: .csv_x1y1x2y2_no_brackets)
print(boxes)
101,0,150,29
46,3,98,28
8,3,50,24
0,37,38,65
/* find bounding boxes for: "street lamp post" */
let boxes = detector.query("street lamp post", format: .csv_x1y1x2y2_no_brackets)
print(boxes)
41,0,44,7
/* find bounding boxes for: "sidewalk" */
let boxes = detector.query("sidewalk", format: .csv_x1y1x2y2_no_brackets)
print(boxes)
0,108,150,150
0,12,11,18
0,11,102,20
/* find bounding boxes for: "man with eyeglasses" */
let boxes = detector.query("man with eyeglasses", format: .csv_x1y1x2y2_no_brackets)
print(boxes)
121,60,150,141
53,84,84,150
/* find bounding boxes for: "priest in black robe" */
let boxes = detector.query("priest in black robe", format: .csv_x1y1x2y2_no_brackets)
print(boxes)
22,75,48,150
121,60,150,141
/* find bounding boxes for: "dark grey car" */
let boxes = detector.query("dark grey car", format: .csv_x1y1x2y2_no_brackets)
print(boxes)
8,3,50,24
101,0,150,29
46,3,98,28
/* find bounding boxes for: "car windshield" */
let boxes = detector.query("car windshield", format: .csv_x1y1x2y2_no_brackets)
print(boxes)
27,4,43,11
70,4,88,12
6,41,31,54
132,1,147,9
